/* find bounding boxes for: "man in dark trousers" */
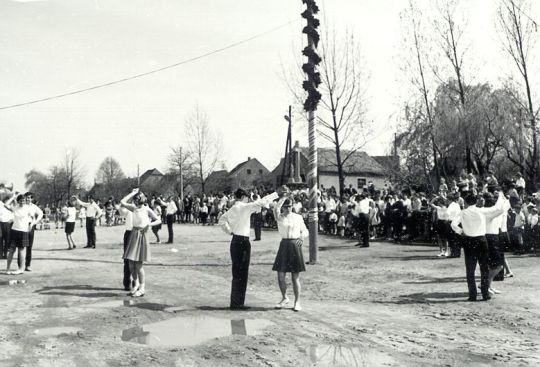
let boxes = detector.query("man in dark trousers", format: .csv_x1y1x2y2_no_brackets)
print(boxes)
252,190,263,241
75,195,102,248
165,196,178,244
219,188,274,309
451,192,505,301
352,193,370,247
24,192,43,271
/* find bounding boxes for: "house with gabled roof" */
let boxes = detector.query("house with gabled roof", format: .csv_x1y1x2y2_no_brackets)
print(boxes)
228,157,270,189
270,146,391,192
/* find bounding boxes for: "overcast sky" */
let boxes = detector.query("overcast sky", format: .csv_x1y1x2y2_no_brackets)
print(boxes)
1,0,539,190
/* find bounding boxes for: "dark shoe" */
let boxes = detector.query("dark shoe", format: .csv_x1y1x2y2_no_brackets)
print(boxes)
253,239,261,241
83,245,92,248
359,245,370,248
482,295,492,301
230,305,251,310
467,297,477,302
354,243,362,247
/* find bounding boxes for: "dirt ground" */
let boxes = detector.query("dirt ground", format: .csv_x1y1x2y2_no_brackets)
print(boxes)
0,223,539,367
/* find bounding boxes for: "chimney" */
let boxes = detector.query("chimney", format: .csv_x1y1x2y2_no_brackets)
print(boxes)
247,157,251,161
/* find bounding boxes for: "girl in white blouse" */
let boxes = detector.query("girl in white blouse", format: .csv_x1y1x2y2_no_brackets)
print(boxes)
121,188,161,297
5,194,35,274
272,191,309,312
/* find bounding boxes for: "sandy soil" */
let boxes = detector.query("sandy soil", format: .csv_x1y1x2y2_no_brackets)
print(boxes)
0,223,539,367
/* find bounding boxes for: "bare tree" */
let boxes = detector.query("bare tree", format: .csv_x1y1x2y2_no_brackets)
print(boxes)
402,0,441,188
96,157,125,185
167,145,197,196
285,26,370,198
498,0,539,190
432,0,474,172
63,148,84,198
184,105,223,194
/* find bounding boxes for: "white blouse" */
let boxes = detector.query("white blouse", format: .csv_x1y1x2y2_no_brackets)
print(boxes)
132,207,153,228
66,207,77,223
274,198,309,239
11,205,33,232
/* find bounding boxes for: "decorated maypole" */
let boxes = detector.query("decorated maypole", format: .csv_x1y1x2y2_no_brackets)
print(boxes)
301,0,321,264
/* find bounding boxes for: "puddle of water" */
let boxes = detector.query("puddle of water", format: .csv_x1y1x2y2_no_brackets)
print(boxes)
163,306,191,313
122,316,273,347
307,344,395,367
40,296,70,308
0,279,27,286
34,327,81,337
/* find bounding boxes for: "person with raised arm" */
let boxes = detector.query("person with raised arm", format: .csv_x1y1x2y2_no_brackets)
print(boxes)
272,188,308,312
23,192,43,271
219,188,277,310
451,191,505,301
74,194,102,248
120,188,161,297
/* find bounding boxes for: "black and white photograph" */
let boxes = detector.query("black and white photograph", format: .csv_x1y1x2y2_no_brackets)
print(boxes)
1,0,539,366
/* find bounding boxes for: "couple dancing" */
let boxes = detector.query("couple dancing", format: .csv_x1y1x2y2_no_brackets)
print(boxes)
218,186,308,312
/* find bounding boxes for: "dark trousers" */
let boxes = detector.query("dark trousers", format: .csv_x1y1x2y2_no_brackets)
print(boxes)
0,221,12,258
123,230,132,289
25,227,35,268
166,214,175,243
463,235,490,300
230,235,251,307
253,213,263,240
86,218,96,247
448,230,462,258
357,213,370,246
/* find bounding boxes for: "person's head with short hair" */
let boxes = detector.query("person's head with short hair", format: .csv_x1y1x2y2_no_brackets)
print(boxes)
463,194,477,207
15,194,25,207
87,194,94,203
24,192,34,204
234,188,248,202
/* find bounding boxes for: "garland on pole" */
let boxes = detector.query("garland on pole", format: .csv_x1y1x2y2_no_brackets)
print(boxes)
301,0,322,112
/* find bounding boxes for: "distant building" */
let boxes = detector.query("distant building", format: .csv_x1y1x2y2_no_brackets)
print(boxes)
228,157,270,189
270,147,391,192
205,170,234,194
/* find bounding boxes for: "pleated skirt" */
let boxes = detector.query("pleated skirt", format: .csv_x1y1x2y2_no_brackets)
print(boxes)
123,227,150,262
272,238,306,273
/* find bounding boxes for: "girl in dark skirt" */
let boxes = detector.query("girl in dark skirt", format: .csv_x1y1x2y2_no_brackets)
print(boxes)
431,197,450,257
121,188,161,297
272,188,309,312
65,198,77,249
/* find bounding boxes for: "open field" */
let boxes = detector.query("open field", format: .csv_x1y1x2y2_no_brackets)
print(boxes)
1,223,539,367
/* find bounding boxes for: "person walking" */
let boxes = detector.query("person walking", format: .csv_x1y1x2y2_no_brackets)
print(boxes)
121,188,161,297
219,188,273,310
74,195,102,248
451,192,505,301
24,192,43,271
272,194,308,312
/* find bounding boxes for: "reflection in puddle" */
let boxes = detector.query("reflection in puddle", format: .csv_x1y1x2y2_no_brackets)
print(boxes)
34,327,81,337
122,317,273,347
308,344,395,367
40,296,70,308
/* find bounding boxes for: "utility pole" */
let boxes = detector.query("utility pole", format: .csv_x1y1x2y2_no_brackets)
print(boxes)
179,147,184,200
137,164,140,187
301,0,322,264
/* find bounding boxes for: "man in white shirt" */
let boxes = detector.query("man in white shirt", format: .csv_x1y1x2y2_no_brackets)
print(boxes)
446,193,462,258
451,192,504,301
219,188,267,310
75,195,102,249
24,192,43,271
352,193,371,247
165,196,178,244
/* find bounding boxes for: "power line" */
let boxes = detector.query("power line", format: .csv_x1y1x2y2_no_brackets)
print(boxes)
0,18,300,111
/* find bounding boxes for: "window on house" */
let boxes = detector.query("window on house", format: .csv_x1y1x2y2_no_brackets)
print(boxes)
247,169,252,175
357,178,366,188
259,169,263,174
